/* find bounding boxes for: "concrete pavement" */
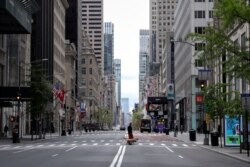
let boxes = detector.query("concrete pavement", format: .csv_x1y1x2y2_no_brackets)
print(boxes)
1,130,249,164
171,131,250,164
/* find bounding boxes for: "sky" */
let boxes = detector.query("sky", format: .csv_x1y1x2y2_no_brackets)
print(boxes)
104,0,149,111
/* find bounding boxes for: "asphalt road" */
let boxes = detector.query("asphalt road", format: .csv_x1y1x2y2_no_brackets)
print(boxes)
0,131,248,167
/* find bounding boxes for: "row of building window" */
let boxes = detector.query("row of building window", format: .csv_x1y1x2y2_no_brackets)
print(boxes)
194,10,213,19
194,0,213,2
81,58,93,64
82,67,93,75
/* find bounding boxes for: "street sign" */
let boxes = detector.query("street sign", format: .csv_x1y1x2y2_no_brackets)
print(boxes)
241,93,250,110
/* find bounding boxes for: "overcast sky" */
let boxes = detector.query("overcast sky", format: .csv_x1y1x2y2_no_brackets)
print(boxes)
104,0,149,111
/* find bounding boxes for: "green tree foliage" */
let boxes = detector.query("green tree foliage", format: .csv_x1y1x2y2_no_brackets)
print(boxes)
30,64,51,117
187,0,249,119
132,109,143,130
98,108,113,129
202,83,243,120
215,0,250,28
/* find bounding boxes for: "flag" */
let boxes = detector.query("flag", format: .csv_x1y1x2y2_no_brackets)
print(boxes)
58,88,65,102
52,82,60,97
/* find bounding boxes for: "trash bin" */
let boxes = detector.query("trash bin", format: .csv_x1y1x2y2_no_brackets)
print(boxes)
210,132,219,146
12,131,19,143
61,130,66,136
164,128,169,135
189,129,196,141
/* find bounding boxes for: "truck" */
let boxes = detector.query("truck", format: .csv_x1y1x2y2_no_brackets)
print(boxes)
140,119,151,133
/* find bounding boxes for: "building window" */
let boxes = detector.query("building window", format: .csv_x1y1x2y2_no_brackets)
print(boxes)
241,32,246,51
194,0,205,2
209,10,213,18
195,27,205,34
82,58,85,64
194,11,205,18
81,79,86,86
89,89,92,96
90,58,92,64
195,43,205,51
82,67,86,74
89,68,92,74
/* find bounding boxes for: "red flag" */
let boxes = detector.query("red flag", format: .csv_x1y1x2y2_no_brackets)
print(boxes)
58,89,65,102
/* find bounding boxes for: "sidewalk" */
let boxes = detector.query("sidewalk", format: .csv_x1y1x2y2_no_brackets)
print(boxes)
0,132,60,144
171,131,250,164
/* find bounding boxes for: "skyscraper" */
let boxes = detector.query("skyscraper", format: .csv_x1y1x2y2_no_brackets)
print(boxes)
139,29,149,103
174,0,214,131
114,59,121,126
121,98,130,126
81,0,104,75
104,22,114,75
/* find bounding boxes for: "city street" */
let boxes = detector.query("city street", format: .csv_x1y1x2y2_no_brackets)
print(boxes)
0,131,248,167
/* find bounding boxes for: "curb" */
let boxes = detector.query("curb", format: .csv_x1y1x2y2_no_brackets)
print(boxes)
198,144,250,164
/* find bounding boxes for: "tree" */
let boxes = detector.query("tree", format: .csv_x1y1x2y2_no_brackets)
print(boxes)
202,83,243,120
186,1,249,120
29,64,52,139
98,108,113,129
132,109,143,130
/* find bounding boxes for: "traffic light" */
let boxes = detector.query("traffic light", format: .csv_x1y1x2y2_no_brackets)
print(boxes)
200,80,206,89
16,92,21,101
10,116,15,122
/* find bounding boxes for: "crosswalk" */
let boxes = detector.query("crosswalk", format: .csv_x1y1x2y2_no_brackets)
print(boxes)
0,141,197,151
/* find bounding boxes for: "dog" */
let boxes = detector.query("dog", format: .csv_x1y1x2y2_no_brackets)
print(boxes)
124,135,138,145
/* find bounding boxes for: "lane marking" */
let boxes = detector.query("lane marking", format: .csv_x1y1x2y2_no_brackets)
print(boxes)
182,144,188,147
52,154,58,157
13,146,21,149
93,143,98,146
13,148,34,154
116,146,126,167
105,143,110,145
178,155,184,159
0,147,9,150
110,146,123,167
165,146,174,153
65,146,77,152
0,145,10,147
172,144,177,147
82,143,87,146
161,143,166,146
149,143,154,146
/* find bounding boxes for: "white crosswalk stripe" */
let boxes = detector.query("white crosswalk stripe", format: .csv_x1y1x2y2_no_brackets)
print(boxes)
0,140,196,151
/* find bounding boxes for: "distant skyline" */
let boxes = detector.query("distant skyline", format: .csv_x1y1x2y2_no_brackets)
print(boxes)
104,0,149,111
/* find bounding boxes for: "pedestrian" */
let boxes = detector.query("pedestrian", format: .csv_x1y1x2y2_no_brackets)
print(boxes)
174,124,178,137
4,124,8,137
127,122,133,139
